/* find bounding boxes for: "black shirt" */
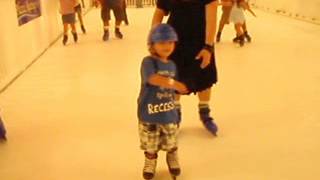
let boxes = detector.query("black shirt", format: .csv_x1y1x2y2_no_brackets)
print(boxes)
157,0,216,46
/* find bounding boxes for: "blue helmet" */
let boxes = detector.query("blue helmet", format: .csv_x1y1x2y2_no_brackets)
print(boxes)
148,24,178,44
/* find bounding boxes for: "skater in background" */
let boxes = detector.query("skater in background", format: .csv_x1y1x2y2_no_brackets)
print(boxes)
151,0,219,135
229,0,256,46
216,0,232,42
94,0,125,41
0,112,7,141
59,0,78,45
74,0,87,34
138,24,188,179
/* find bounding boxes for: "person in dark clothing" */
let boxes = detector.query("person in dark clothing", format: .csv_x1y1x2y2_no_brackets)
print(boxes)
95,0,125,41
151,0,219,136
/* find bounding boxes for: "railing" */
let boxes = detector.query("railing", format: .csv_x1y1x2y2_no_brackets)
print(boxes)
126,0,156,7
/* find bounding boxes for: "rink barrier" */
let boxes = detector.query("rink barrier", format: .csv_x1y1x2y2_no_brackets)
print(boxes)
250,3,320,25
126,0,156,8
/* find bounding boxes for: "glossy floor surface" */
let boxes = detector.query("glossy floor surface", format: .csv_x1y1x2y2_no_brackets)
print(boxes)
0,8,320,180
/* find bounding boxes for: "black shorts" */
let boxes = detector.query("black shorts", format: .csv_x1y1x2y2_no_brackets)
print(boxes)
101,4,124,21
62,13,76,24
170,44,218,94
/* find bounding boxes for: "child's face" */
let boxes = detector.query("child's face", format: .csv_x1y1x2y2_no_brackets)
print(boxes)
153,41,175,59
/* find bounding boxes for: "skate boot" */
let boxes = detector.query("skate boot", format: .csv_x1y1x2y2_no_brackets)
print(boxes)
115,28,123,39
239,35,245,47
72,32,78,43
143,152,157,179
62,35,68,45
102,30,109,41
244,31,252,42
0,116,7,141
81,25,86,34
199,107,218,136
233,36,240,43
167,150,181,179
216,32,222,43
124,20,129,26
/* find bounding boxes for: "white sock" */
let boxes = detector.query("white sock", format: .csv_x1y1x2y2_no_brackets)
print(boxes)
199,101,209,109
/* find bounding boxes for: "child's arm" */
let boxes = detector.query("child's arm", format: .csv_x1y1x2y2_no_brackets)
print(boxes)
148,75,189,94
240,1,257,17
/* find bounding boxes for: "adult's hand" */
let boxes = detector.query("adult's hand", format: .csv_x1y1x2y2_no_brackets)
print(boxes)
196,49,212,69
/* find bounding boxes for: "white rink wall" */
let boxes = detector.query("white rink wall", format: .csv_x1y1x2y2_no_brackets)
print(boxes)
0,0,92,92
251,0,320,24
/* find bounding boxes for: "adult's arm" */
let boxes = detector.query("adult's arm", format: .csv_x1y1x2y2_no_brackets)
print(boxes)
205,0,218,45
151,8,166,28
197,0,218,69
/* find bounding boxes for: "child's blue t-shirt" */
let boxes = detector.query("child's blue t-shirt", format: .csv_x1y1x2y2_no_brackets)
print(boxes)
137,56,178,124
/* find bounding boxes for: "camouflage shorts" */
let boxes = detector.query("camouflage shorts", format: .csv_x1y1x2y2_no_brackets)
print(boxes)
139,121,178,152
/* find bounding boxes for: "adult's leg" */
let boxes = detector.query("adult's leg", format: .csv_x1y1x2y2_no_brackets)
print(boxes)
198,88,218,136
235,23,244,46
76,9,86,34
242,22,252,42
62,23,69,45
123,0,129,25
101,7,110,41
63,23,69,35
70,23,78,42
113,6,124,39
217,7,231,42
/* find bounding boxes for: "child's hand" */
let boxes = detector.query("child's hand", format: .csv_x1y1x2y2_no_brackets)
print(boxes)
175,82,189,94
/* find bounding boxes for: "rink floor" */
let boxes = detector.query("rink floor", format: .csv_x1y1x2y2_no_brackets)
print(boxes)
0,7,320,180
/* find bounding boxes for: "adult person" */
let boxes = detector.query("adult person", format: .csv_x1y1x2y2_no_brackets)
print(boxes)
94,0,124,41
151,0,219,135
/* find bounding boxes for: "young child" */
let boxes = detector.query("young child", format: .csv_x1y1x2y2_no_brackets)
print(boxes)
229,0,256,46
0,113,7,141
137,24,188,180
59,0,78,45
74,0,86,34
